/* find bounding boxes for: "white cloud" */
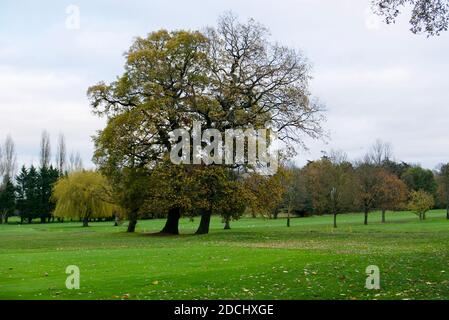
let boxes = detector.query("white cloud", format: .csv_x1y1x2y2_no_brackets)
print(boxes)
1,0,449,170
316,66,412,89
0,67,103,169
364,7,382,31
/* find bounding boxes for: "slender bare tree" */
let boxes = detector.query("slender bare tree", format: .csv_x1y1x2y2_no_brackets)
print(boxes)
40,130,52,169
68,151,83,173
328,149,349,165
2,135,17,182
365,139,393,166
55,134,67,174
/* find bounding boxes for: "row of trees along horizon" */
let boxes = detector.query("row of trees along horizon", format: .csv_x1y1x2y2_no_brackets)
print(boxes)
1,135,449,230
0,132,83,224
1,13,449,233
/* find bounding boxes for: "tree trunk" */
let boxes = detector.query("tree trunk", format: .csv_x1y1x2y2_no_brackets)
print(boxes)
127,219,137,233
333,213,337,228
446,194,449,219
224,218,231,230
381,209,386,223
422,211,426,220
4,216,8,224
127,209,138,232
195,209,212,235
364,210,368,225
160,207,181,235
82,217,89,227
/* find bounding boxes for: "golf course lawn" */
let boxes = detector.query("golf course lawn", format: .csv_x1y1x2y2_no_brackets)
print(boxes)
0,210,448,300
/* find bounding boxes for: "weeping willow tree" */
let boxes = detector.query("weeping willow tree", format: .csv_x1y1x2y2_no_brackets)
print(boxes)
52,171,119,227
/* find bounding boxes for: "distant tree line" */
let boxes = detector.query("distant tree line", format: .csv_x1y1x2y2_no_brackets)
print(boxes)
2,135,448,229
279,140,449,227
0,131,84,224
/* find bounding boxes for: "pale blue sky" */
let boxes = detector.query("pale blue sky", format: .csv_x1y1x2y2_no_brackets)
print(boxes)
1,0,448,170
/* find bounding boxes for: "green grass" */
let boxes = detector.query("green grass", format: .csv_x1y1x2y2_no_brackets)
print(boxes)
0,210,448,300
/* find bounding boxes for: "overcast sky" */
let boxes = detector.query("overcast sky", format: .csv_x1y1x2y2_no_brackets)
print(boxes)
0,0,448,170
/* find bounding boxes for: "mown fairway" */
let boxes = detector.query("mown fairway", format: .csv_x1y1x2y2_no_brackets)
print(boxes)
0,210,448,300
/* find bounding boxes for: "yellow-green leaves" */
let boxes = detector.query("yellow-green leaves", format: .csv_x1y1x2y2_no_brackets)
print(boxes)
408,190,435,220
52,171,120,220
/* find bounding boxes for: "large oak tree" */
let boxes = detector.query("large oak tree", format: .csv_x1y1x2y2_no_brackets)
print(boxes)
88,14,324,234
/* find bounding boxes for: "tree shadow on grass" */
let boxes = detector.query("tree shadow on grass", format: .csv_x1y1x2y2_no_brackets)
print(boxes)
141,231,196,238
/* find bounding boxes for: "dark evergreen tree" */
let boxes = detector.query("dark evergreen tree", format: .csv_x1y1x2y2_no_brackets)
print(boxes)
24,166,40,223
0,177,16,224
15,166,28,223
14,164,59,224
38,165,59,223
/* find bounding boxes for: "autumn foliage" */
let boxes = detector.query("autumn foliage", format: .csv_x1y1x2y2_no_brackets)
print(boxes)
52,171,120,227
